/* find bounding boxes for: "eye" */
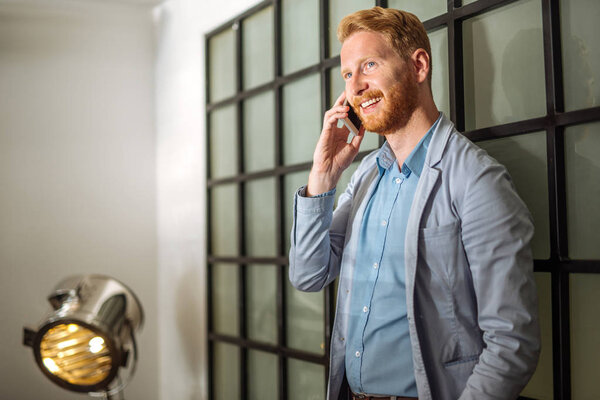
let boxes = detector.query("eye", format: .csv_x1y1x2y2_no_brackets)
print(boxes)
343,72,352,80
362,61,376,74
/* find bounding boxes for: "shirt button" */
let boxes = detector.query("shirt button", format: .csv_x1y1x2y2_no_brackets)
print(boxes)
363,306,368,313
373,262,378,269
355,351,360,358
381,220,387,226
395,177,401,184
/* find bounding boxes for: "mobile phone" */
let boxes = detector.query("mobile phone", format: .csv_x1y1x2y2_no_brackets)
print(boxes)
340,99,362,143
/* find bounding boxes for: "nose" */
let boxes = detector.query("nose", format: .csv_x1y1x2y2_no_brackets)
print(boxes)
346,74,368,97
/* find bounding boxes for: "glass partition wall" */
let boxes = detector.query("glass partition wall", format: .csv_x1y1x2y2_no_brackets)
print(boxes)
205,0,600,399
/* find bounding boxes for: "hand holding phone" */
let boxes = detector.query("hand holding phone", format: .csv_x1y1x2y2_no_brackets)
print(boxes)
307,93,363,196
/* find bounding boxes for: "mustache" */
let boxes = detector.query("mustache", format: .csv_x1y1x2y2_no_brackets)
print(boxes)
351,89,384,109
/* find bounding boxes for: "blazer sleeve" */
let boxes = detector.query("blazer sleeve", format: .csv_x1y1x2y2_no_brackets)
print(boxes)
457,155,541,400
288,176,355,292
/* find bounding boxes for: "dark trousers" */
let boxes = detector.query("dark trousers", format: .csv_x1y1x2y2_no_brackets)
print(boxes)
339,374,351,400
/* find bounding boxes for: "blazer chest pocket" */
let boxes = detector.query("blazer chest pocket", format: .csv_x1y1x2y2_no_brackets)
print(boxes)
418,221,465,289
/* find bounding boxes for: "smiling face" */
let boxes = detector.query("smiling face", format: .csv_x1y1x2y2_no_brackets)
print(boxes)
340,31,419,135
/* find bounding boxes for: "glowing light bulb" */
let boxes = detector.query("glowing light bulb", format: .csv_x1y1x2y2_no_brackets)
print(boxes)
43,358,60,373
89,337,105,354
57,339,77,349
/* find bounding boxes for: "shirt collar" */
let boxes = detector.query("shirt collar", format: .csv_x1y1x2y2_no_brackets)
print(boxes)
375,112,442,178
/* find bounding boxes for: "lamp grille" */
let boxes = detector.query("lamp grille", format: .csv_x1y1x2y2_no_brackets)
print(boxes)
39,323,113,386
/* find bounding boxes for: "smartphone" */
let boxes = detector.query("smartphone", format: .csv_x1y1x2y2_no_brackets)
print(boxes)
340,99,362,143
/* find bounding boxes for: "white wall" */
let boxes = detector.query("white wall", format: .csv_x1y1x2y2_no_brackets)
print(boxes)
0,1,158,399
0,0,263,398
154,1,261,399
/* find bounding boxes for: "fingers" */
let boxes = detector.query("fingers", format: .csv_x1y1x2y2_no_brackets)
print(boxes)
350,127,365,149
321,92,352,137
325,91,351,123
324,108,349,127
323,103,350,129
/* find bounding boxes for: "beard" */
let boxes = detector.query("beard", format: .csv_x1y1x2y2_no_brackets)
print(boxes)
351,71,419,135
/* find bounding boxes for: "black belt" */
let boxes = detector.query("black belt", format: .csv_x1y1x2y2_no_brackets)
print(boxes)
351,392,418,400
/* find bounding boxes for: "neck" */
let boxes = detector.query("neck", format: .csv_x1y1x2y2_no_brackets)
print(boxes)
384,98,439,167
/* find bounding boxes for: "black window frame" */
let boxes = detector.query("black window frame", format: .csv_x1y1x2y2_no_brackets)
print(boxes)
205,0,600,398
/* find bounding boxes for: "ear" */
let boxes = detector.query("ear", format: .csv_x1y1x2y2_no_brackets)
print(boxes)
411,48,430,84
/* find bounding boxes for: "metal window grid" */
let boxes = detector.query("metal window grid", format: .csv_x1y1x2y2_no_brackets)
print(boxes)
205,0,600,398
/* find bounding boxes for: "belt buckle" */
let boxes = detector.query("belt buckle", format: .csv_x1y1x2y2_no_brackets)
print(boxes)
353,394,398,400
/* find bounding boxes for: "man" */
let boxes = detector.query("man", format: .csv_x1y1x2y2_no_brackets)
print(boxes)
288,7,540,400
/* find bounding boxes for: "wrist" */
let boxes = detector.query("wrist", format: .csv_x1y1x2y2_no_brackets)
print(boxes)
306,170,339,197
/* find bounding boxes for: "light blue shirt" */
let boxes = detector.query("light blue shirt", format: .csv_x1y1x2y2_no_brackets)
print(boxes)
345,118,438,396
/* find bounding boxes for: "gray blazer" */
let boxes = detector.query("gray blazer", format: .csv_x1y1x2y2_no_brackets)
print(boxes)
289,114,540,400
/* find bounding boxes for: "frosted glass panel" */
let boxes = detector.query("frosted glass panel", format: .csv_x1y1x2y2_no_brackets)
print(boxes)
248,350,278,399
211,184,238,256
328,0,367,57
565,122,600,259
286,278,325,354
246,264,277,343
243,6,274,89
463,0,546,130
282,0,319,74
329,66,380,152
245,177,277,256
329,65,345,103
477,132,550,259
211,263,239,335
388,0,446,22
213,342,240,400
521,273,553,399
288,359,325,400
428,27,450,119
570,274,600,400
209,28,236,102
560,0,600,111
210,105,237,179
284,170,310,252
283,74,321,165
244,91,275,173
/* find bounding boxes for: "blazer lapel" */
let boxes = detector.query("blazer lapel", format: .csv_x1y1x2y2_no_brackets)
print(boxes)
405,166,439,300
404,114,453,302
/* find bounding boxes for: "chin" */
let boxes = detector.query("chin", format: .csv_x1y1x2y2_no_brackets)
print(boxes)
360,107,412,135
358,79,419,135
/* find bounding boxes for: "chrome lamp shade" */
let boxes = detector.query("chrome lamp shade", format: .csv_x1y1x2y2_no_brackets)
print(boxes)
23,275,143,396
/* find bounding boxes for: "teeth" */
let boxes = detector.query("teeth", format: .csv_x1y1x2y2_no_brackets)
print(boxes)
361,97,382,108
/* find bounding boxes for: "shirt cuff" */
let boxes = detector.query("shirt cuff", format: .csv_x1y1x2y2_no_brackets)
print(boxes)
298,185,336,198
295,185,336,214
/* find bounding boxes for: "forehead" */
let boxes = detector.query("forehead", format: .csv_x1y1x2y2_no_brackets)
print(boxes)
340,31,397,66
